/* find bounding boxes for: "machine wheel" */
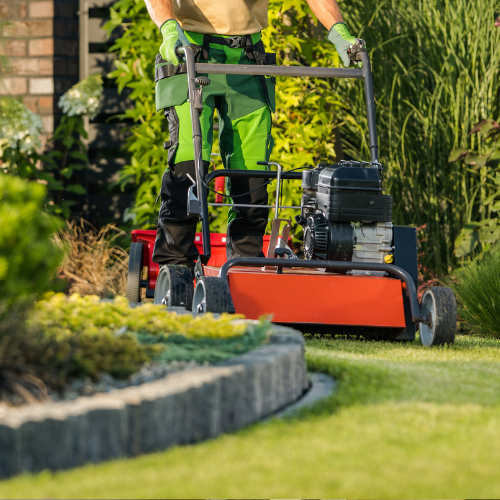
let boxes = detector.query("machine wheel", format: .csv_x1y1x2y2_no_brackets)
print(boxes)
126,242,143,303
192,277,230,314
419,286,457,346
154,265,194,310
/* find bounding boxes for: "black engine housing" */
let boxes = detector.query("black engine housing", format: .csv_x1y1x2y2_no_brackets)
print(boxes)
299,161,393,261
303,214,354,261
301,161,393,223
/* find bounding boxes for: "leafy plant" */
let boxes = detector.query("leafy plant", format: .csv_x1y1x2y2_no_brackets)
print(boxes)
446,246,500,337
23,293,268,384
449,119,500,256
0,174,64,371
340,0,500,273
107,0,345,234
0,75,103,217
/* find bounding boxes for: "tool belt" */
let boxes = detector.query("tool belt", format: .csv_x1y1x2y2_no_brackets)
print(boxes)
154,34,276,84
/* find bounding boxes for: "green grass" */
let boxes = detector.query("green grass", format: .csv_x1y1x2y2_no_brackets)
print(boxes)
2,334,500,498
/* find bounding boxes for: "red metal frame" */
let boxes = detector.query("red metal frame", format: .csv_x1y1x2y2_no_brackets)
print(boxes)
131,229,407,330
131,229,290,291
203,266,406,328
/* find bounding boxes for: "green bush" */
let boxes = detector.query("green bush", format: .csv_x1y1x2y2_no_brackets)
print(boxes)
25,295,155,383
23,293,269,383
0,75,103,217
0,174,65,369
447,248,500,336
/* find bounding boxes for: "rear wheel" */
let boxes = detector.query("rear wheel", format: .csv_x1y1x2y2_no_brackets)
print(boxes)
126,242,143,303
419,286,457,346
192,277,230,314
154,265,194,310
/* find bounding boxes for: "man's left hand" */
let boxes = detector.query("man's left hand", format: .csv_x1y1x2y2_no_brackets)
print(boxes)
327,22,362,68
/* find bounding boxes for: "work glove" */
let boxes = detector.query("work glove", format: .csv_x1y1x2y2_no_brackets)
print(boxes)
327,22,362,68
159,19,190,66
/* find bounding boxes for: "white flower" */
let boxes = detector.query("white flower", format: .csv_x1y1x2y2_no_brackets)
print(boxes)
58,73,103,120
0,97,43,154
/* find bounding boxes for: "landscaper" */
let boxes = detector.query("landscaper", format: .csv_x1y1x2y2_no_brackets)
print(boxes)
145,0,359,271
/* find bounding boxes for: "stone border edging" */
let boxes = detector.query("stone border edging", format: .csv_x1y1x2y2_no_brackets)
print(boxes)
0,326,308,479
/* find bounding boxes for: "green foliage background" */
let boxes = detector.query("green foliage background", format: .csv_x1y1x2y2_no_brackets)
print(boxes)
107,0,347,236
339,0,500,272
108,0,500,273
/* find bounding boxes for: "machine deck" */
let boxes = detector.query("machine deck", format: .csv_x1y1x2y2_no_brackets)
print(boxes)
204,266,406,328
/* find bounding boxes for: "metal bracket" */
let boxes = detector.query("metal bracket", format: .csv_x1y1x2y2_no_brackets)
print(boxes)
186,174,201,216
265,218,296,269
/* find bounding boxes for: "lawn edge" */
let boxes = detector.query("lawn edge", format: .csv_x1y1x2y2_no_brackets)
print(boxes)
0,325,308,479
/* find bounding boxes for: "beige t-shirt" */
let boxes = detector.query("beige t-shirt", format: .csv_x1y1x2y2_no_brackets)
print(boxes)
173,0,269,35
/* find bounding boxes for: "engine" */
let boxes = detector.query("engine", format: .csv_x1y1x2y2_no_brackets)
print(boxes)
297,161,394,271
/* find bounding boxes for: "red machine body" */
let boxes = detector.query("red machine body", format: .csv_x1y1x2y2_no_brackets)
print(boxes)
131,229,291,292
131,229,406,333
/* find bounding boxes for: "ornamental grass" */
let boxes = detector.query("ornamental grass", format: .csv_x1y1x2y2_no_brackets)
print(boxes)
54,220,129,298
447,247,500,337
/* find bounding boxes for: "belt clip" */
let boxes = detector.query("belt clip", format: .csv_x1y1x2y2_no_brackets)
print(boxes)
228,36,244,49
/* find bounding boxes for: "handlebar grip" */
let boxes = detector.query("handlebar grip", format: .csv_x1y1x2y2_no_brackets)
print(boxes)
257,161,271,166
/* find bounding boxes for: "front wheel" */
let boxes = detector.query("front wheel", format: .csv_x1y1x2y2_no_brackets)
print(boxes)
192,277,230,314
126,242,143,303
419,286,457,346
154,265,194,310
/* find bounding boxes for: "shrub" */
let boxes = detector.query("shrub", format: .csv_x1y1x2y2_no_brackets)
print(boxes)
447,248,500,337
55,220,129,298
0,174,65,369
0,74,103,217
23,293,266,384
25,295,154,384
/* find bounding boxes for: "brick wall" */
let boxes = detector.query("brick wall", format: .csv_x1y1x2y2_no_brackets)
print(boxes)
1,0,79,142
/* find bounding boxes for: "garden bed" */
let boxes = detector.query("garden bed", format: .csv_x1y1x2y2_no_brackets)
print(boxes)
0,325,308,479
1,294,271,408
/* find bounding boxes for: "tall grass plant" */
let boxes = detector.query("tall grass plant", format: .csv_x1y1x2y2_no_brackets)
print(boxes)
341,0,500,273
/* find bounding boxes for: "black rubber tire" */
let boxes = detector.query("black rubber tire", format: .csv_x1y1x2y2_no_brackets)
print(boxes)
154,265,194,310
126,242,143,303
192,277,230,314
419,286,457,346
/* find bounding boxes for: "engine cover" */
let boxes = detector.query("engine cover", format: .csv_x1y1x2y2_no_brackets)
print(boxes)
304,214,354,261
301,162,393,223
304,214,393,270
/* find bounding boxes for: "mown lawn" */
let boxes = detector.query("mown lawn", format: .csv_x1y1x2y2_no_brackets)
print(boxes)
2,334,500,498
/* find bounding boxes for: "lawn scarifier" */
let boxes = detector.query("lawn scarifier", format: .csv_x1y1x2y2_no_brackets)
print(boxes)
127,41,457,347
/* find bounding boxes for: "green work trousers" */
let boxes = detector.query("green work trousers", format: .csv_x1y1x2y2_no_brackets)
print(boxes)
152,31,276,268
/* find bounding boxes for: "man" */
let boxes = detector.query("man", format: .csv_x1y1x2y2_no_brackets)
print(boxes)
145,0,358,271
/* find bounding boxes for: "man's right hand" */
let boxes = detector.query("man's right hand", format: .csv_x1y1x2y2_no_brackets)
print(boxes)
159,19,190,65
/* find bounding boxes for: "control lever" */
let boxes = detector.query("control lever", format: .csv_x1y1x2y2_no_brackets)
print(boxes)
186,173,201,216
274,246,298,259
194,76,211,112
347,38,366,64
